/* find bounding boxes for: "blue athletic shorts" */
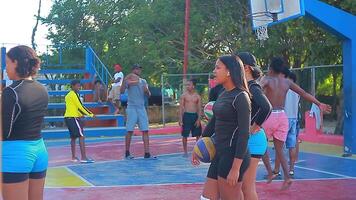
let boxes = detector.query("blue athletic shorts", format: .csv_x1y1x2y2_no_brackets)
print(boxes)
286,118,298,149
2,138,48,183
126,106,149,132
248,129,268,157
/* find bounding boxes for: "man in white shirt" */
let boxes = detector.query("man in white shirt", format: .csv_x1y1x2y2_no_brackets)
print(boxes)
108,63,124,114
284,72,300,176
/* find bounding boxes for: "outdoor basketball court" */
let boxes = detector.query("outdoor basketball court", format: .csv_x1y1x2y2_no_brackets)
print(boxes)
43,135,356,200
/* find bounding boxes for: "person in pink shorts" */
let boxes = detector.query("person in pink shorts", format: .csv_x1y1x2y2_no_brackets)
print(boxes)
263,110,289,141
260,57,331,190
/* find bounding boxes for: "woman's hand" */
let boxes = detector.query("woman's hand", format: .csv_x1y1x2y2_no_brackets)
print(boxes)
250,123,261,134
191,152,200,166
226,168,240,186
194,119,201,128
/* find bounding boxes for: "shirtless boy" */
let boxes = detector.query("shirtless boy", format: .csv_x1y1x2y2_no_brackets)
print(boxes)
261,57,331,190
179,79,202,157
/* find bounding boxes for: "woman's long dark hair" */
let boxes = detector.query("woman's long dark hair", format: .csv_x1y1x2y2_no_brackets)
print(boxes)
219,55,250,96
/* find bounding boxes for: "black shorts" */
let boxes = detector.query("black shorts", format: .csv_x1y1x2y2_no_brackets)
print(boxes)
251,154,263,159
181,112,202,137
3,171,47,184
64,117,84,138
207,148,250,182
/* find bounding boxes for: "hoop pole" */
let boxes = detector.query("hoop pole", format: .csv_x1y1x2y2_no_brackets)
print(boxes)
183,0,191,80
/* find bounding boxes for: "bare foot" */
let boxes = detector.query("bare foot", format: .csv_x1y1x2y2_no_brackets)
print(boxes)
266,173,278,184
281,179,293,190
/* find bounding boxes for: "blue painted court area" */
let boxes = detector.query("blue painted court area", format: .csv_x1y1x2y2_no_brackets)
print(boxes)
68,149,356,186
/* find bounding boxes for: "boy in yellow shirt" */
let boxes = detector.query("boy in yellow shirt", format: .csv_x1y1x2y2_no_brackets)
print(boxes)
64,80,96,163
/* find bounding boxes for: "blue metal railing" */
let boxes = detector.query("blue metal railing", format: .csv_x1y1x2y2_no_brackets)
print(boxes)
86,46,112,87
43,44,86,67
1,43,112,88
1,47,6,70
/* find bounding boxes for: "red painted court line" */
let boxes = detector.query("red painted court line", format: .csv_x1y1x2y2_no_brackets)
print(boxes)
45,179,356,200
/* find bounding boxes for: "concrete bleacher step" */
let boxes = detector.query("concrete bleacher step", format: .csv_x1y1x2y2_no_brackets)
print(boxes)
42,127,127,139
39,69,87,74
48,90,93,96
48,102,111,109
44,114,124,125
38,79,92,84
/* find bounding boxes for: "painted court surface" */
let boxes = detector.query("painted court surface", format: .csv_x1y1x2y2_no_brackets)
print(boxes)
44,135,356,200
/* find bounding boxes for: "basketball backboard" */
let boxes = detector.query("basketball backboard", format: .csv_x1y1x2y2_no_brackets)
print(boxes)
249,0,305,30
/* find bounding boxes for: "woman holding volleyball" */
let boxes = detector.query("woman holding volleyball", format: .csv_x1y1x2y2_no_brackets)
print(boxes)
192,55,251,200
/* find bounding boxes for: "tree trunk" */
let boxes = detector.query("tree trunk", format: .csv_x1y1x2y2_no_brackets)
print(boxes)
31,0,42,51
334,90,343,135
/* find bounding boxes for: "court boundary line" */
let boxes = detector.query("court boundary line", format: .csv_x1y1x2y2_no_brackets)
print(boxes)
65,166,95,187
294,165,353,178
44,177,356,189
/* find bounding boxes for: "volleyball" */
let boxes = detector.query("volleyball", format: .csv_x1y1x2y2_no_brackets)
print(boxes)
203,101,215,120
193,137,216,163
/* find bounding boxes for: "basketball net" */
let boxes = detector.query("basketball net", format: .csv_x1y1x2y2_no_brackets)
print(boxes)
256,25,269,41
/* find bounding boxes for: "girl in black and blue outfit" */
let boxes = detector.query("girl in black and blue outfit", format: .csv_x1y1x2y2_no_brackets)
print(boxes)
2,45,48,200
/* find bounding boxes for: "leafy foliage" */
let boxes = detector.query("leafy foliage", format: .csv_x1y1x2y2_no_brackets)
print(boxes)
42,0,352,90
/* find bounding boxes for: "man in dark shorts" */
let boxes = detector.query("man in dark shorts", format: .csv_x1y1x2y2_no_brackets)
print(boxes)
64,80,96,163
179,79,202,157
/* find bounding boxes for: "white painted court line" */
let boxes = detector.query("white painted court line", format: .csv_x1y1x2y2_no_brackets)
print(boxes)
64,166,95,187
257,160,306,165
45,178,356,189
294,165,353,178
45,182,203,189
255,177,356,183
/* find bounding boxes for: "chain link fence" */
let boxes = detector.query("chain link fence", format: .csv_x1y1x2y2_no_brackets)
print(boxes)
291,65,343,134
158,65,343,135
160,73,212,126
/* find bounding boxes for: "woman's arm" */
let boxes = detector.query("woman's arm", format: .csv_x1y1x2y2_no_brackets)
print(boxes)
233,92,251,159
202,115,216,137
250,84,272,131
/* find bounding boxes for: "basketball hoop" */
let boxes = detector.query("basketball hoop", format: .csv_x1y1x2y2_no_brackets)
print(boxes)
256,25,269,41
246,11,272,41
248,0,304,41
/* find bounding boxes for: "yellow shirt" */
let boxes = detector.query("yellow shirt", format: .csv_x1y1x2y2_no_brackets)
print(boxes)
64,90,94,118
